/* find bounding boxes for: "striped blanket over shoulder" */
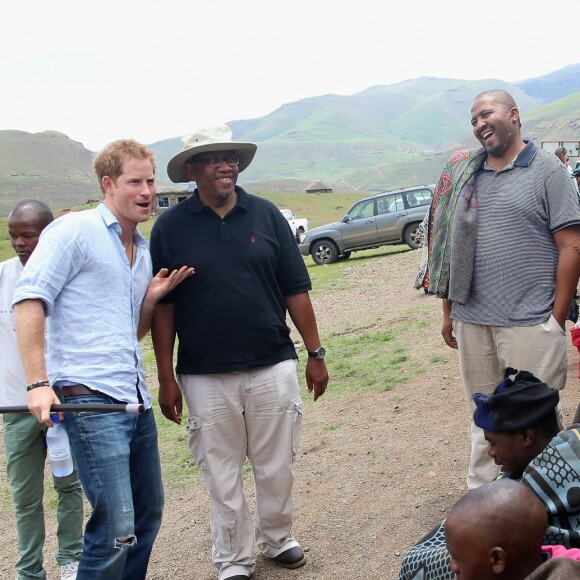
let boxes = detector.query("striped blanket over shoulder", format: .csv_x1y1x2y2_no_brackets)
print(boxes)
398,426,580,579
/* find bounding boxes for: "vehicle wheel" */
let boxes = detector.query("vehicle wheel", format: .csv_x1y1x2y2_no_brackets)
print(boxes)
404,223,422,250
311,240,339,265
337,251,351,261
296,227,305,243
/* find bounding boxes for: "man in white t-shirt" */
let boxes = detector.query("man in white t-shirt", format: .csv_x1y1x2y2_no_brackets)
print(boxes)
0,200,84,580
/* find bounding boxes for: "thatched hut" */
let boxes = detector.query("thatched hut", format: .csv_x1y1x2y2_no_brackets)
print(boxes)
305,180,332,194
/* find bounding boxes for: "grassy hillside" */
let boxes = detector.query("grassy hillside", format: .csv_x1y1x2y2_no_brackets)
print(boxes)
1,68,579,216
152,80,577,190
0,130,93,175
0,130,99,216
514,63,580,103
523,91,580,143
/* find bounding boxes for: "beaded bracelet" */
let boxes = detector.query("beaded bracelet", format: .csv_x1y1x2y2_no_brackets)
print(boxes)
26,380,51,392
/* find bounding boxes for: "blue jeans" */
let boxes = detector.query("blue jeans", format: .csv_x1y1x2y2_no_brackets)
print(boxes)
62,393,164,580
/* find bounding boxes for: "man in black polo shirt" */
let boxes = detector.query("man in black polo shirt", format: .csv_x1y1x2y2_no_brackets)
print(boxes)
150,125,328,580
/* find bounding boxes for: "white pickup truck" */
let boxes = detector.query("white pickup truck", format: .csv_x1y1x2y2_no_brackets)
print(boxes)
280,208,308,242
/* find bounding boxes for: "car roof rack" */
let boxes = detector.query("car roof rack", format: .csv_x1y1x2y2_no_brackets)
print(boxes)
372,184,435,197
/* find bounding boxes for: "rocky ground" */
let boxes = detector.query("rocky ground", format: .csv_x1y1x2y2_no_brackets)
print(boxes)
2,248,580,579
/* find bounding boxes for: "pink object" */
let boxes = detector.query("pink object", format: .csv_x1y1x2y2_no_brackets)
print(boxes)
570,326,580,378
543,544,580,560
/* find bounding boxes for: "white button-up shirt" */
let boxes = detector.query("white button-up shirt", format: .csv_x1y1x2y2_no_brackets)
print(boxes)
13,203,153,407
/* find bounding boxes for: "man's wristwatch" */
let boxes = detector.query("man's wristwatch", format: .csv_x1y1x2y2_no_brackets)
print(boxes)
307,346,326,360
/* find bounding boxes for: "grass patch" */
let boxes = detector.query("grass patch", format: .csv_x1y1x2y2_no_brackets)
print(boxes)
323,421,347,432
297,323,428,399
304,246,412,295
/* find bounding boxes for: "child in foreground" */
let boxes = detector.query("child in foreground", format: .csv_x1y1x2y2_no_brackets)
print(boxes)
445,479,580,579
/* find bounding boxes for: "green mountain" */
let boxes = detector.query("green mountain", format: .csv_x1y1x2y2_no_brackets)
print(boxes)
514,64,580,103
0,130,97,216
150,68,579,192
1,64,579,216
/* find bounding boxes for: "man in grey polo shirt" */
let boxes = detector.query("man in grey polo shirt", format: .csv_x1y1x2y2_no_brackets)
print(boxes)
425,89,580,489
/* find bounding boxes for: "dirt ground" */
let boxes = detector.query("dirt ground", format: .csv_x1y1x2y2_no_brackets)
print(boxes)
2,248,580,579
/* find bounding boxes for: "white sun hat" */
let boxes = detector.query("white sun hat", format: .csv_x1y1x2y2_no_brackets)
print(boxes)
167,124,257,183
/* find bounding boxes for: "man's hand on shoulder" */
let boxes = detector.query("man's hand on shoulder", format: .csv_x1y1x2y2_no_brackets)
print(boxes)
146,266,195,305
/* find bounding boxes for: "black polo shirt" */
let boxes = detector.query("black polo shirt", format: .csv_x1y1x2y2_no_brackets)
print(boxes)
150,187,312,374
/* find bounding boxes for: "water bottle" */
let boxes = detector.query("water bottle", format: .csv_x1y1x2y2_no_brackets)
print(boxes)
46,414,73,477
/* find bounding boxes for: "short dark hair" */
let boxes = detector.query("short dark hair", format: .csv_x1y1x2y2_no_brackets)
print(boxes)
474,89,521,128
9,199,54,229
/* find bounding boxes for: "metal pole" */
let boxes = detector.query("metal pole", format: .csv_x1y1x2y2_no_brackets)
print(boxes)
0,403,145,415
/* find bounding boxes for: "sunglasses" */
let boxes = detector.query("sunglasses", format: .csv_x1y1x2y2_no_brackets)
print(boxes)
188,154,240,167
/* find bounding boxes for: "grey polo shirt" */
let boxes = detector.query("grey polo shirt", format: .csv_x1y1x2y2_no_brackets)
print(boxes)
452,142,580,327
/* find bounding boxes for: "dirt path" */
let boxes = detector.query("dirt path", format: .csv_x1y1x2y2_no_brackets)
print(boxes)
2,248,580,579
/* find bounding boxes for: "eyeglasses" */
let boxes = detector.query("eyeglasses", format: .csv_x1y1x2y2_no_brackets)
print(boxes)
188,154,240,167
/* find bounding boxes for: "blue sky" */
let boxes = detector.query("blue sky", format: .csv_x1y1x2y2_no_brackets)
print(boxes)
1,0,578,151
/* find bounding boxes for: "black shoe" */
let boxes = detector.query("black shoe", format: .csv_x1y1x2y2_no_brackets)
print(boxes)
270,546,307,569
226,576,249,579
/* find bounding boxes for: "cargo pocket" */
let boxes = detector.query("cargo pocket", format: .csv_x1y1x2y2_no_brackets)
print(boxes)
215,511,237,554
186,416,205,470
186,415,202,434
290,400,304,464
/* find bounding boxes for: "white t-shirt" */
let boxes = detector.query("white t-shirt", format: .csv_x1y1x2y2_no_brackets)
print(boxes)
0,257,27,406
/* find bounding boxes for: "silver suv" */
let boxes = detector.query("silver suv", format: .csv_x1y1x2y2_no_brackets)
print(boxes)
299,184,434,265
